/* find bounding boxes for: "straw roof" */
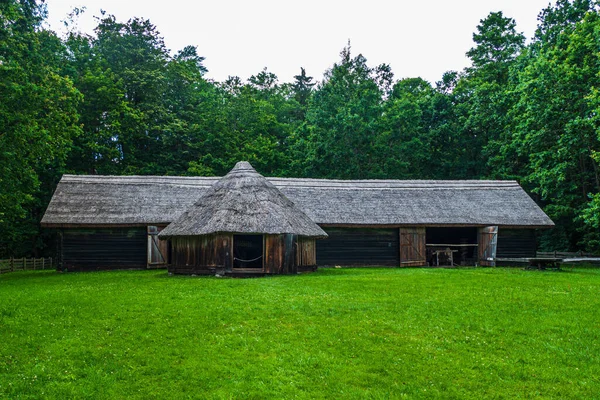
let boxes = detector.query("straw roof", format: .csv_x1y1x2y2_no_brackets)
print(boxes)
158,161,327,238
41,169,555,229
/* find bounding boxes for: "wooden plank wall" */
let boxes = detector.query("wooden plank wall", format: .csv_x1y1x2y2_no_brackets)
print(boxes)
399,227,427,267
62,228,147,271
264,234,283,274
169,234,316,275
283,234,295,274
296,238,317,267
317,228,400,266
497,229,536,258
170,235,231,273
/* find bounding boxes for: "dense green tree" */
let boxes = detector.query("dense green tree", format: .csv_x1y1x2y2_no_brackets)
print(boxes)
466,11,526,80
376,78,433,178
289,67,315,122
214,70,299,176
292,46,386,179
64,15,173,175
534,0,599,46
292,67,315,107
160,46,223,175
453,12,526,179
503,9,600,251
0,0,81,256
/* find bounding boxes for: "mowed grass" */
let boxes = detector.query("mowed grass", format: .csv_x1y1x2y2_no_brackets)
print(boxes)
1,268,599,399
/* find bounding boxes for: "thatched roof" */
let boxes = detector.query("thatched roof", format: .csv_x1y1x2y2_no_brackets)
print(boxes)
158,161,327,238
41,169,555,229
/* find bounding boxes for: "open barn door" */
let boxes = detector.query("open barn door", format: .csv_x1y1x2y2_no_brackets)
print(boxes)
148,226,168,268
478,226,498,266
400,227,426,267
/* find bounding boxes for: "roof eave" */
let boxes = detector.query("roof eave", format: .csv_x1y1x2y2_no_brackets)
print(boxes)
40,222,169,228
317,223,555,229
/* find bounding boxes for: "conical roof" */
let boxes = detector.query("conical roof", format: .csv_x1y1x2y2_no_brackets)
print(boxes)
159,161,327,238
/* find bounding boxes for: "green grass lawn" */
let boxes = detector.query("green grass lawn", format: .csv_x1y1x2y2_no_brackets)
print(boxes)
1,267,599,399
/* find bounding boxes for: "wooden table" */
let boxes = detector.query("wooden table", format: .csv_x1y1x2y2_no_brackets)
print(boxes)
433,249,459,267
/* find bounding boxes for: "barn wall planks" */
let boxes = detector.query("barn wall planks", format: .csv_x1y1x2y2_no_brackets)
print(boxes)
169,235,231,274
264,234,282,274
283,234,296,274
62,228,147,271
168,233,315,275
497,229,536,258
317,228,400,266
296,238,317,267
264,235,317,273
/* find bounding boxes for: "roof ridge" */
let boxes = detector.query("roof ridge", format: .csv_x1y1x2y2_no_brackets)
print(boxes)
60,174,520,186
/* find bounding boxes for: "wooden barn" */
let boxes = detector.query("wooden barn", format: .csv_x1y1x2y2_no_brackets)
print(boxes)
41,162,555,272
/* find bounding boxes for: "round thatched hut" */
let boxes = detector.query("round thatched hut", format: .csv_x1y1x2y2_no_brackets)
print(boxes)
158,161,327,276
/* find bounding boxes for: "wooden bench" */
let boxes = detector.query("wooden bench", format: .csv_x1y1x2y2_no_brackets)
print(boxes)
525,258,563,270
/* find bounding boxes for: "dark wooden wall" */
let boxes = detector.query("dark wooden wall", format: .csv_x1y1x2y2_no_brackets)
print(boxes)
169,234,318,275
497,229,536,258
61,228,147,271
59,226,539,273
169,235,231,274
264,234,296,274
315,226,536,268
317,228,400,266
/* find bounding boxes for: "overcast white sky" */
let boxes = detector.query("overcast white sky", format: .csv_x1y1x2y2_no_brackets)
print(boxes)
43,0,553,85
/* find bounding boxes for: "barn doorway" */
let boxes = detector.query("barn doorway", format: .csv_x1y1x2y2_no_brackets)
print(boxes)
233,234,263,269
426,227,478,266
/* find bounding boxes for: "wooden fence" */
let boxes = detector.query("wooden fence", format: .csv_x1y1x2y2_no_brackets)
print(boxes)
537,251,598,258
0,257,53,274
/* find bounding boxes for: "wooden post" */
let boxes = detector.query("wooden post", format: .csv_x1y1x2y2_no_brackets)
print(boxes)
10,257,13,272
283,234,296,274
23,257,26,271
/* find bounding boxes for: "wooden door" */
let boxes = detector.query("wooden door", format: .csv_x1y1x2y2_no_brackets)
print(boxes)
296,238,317,267
218,235,232,272
400,227,426,267
147,226,168,267
478,226,498,266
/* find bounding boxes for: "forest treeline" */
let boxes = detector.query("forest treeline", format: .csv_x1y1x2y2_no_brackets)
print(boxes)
1,0,599,257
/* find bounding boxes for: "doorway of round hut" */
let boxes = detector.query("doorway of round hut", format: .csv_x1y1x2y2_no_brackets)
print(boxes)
233,234,264,269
